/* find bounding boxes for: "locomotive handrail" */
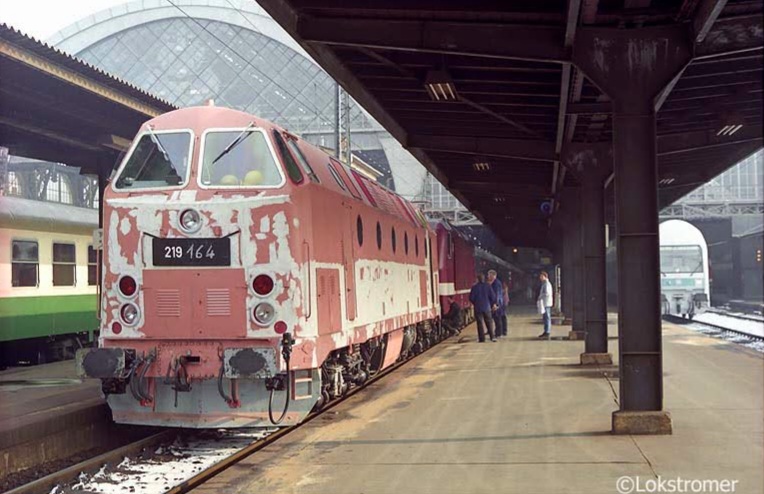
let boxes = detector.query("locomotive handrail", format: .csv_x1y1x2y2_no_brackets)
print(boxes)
303,241,311,320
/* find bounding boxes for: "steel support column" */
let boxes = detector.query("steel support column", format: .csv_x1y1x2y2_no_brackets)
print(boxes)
565,144,613,363
560,237,573,323
558,187,585,338
574,25,692,435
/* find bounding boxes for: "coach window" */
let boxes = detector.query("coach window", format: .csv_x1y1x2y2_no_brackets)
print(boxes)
391,227,397,253
415,235,419,258
357,216,364,247
271,131,304,184
376,221,382,250
12,240,38,287
87,246,98,286
53,243,76,286
404,232,409,255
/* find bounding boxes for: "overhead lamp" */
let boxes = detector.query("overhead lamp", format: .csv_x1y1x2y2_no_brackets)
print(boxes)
473,161,490,172
716,124,743,136
494,197,506,203
658,177,676,186
716,111,744,136
424,69,458,101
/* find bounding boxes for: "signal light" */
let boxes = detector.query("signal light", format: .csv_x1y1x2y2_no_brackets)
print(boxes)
112,322,123,334
252,274,274,296
121,303,140,325
179,208,202,233
119,276,137,297
253,302,275,325
274,321,287,334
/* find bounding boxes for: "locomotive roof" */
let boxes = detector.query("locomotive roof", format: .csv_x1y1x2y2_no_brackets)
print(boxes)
140,105,428,230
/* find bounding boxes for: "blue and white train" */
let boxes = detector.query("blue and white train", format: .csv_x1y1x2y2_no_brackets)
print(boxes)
659,219,710,318
607,219,710,318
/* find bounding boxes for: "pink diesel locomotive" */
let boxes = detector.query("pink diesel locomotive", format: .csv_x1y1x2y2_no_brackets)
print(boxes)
77,105,450,428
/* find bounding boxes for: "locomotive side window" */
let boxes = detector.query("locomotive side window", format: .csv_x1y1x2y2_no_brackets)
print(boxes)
272,131,305,184
11,240,38,287
357,216,364,247
286,137,319,182
404,232,409,255
87,246,98,286
327,161,348,191
391,227,397,253
200,129,285,187
376,222,382,250
53,243,76,286
115,130,192,189
333,160,362,200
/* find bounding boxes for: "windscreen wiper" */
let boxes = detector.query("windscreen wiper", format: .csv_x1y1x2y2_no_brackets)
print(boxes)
145,125,182,185
688,261,703,275
146,125,172,164
212,122,256,165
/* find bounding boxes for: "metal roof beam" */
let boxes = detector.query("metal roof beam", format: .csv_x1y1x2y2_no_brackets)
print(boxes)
695,15,764,58
657,126,763,155
298,17,567,63
693,0,729,43
407,134,558,162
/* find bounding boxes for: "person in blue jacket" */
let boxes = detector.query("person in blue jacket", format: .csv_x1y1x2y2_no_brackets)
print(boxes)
469,274,497,342
487,270,507,338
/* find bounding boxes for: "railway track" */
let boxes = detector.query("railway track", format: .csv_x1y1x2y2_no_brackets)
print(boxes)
8,329,460,494
665,311,764,342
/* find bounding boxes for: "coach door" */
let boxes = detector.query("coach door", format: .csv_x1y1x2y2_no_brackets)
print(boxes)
342,204,357,321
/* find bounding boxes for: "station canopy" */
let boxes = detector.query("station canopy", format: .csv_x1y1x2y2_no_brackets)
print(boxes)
0,24,176,176
255,0,763,247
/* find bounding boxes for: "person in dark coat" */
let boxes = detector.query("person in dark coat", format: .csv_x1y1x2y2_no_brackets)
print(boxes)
487,270,507,338
442,297,463,335
469,274,497,342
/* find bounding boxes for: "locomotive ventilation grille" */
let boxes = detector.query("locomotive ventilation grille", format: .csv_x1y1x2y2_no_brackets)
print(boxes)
206,288,231,317
156,289,181,317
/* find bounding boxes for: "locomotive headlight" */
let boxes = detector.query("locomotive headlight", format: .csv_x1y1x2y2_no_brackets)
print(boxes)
120,303,140,325
253,302,275,326
179,208,202,234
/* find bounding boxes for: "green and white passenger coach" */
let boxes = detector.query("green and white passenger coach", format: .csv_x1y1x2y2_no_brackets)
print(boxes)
1,195,99,365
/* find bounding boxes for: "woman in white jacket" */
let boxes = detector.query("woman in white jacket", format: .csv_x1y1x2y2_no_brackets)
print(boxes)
537,271,554,339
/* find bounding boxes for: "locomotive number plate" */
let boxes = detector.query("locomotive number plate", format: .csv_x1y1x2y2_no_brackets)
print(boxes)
153,238,231,267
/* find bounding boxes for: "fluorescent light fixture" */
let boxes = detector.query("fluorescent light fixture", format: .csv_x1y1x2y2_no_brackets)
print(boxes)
716,124,743,136
728,124,743,135
424,69,458,101
473,162,490,172
494,197,506,203
659,177,675,186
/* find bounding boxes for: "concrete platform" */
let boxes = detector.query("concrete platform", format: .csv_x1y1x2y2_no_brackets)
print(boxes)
191,310,764,494
0,360,106,475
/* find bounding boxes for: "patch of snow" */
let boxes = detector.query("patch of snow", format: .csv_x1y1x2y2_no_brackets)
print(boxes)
62,429,274,494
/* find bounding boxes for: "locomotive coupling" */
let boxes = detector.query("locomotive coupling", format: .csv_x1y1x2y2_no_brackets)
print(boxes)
280,332,295,364
265,332,295,391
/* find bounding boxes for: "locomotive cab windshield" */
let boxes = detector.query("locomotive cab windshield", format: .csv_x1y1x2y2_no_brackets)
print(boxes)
200,127,284,187
114,129,192,189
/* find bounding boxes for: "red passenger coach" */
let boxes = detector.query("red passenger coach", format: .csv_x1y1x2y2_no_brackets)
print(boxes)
77,105,442,428
435,222,476,320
